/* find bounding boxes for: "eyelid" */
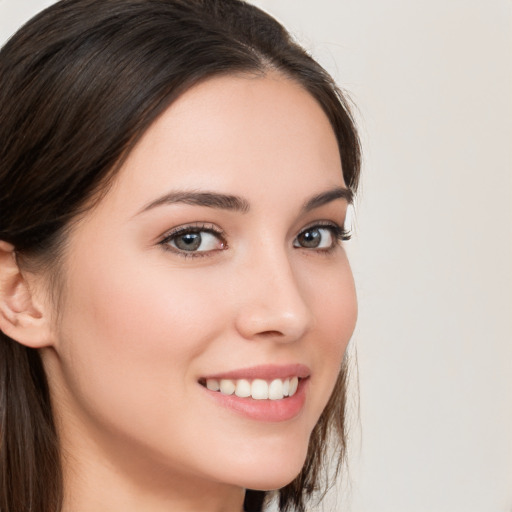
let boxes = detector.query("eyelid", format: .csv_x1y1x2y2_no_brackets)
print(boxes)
297,220,351,242
156,219,350,259
158,222,227,257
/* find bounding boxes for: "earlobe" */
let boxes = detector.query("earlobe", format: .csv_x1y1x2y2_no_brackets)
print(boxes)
0,240,53,348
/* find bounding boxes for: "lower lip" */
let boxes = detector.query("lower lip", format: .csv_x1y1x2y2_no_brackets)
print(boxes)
203,378,308,422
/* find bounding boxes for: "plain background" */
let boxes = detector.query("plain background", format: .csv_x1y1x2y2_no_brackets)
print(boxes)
1,1,511,511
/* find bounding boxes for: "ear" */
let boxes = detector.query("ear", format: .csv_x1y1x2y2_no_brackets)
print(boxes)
0,241,53,348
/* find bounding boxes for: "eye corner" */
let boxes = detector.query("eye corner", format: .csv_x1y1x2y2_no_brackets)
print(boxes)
338,228,352,242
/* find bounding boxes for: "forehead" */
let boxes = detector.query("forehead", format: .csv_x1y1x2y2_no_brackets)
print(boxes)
95,72,345,217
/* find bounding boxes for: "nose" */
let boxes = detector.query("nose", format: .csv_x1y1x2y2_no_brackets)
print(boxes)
233,247,314,343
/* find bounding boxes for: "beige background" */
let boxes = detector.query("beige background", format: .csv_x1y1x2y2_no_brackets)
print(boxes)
1,1,511,511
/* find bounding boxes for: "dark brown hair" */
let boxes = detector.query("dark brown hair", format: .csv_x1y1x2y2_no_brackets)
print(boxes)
0,1,361,511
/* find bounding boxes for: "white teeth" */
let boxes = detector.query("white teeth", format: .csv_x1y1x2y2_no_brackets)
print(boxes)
205,376,301,400
282,378,290,397
289,376,299,397
251,379,269,400
235,379,251,398
219,379,236,395
206,379,220,391
268,379,284,400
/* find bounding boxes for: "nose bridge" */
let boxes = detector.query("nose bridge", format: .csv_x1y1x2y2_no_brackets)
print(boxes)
234,238,313,342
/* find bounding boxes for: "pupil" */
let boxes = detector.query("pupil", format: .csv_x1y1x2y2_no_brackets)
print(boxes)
300,229,320,248
176,232,201,251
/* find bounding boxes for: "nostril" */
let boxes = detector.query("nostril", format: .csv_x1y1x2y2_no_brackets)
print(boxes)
256,330,284,338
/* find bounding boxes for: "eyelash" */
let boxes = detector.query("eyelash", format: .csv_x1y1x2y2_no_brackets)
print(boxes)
295,222,351,254
159,223,226,258
312,221,351,242
158,221,351,258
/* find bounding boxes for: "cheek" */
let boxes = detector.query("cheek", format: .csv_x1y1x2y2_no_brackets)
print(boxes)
61,250,224,356
53,247,230,431
303,256,357,414
309,256,357,351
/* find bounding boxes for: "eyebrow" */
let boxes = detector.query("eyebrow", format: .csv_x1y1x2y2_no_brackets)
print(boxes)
138,190,250,215
137,185,352,216
301,186,353,212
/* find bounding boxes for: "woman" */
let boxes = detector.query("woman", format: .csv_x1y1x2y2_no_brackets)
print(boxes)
0,1,361,511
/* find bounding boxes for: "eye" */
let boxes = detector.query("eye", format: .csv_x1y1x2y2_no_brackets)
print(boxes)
293,224,350,250
160,225,226,255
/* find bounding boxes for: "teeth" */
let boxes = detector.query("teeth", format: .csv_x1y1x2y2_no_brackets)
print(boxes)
282,378,290,397
219,379,236,395
235,379,251,398
206,379,220,391
268,379,284,400
289,377,299,397
205,377,300,400
251,379,269,400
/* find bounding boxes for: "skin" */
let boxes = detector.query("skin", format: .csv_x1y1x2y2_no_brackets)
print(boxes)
31,72,358,512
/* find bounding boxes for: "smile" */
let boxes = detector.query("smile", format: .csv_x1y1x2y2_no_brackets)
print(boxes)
198,364,310,421
201,377,300,400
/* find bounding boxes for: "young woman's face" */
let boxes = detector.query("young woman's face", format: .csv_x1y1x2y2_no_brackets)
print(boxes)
43,73,357,497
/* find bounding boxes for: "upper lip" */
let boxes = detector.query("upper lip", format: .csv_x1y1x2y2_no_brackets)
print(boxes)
201,364,310,381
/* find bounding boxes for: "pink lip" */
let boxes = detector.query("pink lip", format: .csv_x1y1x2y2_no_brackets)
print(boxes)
203,378,308,422
200,364,310,422
201,363,310,381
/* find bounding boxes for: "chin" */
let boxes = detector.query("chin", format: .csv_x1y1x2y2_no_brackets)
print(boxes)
223,442,309,491
243,471,302,492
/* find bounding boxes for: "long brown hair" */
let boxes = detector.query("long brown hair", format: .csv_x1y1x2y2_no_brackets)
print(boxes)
0,1,361,511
